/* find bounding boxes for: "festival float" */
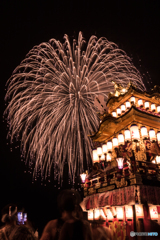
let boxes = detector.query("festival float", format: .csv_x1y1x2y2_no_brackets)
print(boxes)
80,83,160,240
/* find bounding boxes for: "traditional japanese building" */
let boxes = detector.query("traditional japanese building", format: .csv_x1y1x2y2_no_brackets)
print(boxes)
80,83,160,240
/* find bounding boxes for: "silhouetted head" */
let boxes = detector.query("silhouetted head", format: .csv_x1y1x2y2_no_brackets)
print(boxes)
57,189,81,215
9,225,36,240
1,204,17,225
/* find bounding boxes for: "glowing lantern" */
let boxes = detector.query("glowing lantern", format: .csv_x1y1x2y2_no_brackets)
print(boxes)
121,105,126,113
116,207,124,220
135,205,144,218
107,153,112,162
152,160,156,164
80,173,87,184
116,158,124,169
112,112,117,117
94,209,100,220
157,131,160,143
107,141,112,152
112,137,118,148
141,126,148,139
144,101,150,110
156,156,160,164
92,150,99,163
117,108,121,116
157,106,160,114
99,209,106,220
105,208,113,221
130,124,140,141
149,206,158,220
125,205,133,219
111,207,117,217
88,210,94,221
138,99,143,108
97,147,102,158
130,96,135,104
151,103,156,112
101,154,105,161
118,133,124,145
149,129,156,142
124,129,131,141
126,101,131,109
102,144,108,154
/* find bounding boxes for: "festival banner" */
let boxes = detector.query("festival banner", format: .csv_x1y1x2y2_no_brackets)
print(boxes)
83,186,160,210
112,190,117,206
98,193,106,207
104,191,112,206
116,189,121,206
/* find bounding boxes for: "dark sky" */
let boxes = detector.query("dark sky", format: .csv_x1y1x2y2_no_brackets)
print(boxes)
0,0,160,233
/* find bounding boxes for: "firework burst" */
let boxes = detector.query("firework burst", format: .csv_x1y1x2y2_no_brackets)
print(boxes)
5,32,146,183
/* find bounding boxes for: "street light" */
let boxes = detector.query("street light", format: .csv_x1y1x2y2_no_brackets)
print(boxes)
80,172,87,184
116,158,124,169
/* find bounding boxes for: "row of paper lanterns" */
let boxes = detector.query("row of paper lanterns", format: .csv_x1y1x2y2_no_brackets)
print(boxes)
88,205,159,221
93,124,160,163
111,97,160,118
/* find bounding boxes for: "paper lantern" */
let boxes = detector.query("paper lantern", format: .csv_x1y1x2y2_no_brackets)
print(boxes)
149,206,158,220
99,209,106,220
102,144,108,154
157,131,160,143
88,210,94,221
110,207,117,217
130,96,135,104
118,133,125,145
80,173,87,183
112,137,118,148
156,156,160,164
151,103,156,112
92,150,99,163
141,126,148,139
112,112,117,117
116,158,124,169
124,129,131,141
149,129,156,142
107,141,112,152
117,108,121,116
135,205,144,218
107,153,112,162
97,147,102,157
101,154,105,161
94,209,100,220
106,208,114,221
138,99,143,108
116,207,124,220
121,104,126,113
157,106,160,114
125,205,133,219
144,101,150,110
126,101,131,109
130,124,140,141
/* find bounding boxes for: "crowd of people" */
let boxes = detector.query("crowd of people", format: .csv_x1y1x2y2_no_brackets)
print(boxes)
0,190,112,240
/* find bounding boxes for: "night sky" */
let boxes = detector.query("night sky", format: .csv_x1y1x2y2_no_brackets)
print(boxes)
0,0,160,234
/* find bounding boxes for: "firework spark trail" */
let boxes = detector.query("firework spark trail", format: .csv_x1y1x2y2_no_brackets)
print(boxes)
5,32,146,183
